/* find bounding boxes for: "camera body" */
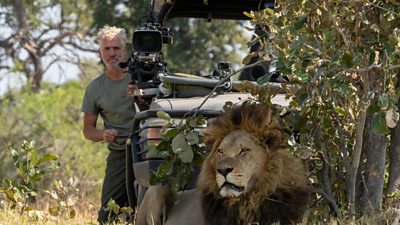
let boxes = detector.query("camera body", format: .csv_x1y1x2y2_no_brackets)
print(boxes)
133,23,173,54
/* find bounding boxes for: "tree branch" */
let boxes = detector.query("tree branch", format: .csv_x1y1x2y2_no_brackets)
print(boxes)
0,39,12,49
39,32,75,55
0,65,10,70
311,186,341,218
64,41,98,53
43,55,62,74
346,64,400,73
370,2,400,17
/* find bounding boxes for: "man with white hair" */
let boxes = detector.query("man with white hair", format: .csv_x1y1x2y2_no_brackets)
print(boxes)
81,25,136,224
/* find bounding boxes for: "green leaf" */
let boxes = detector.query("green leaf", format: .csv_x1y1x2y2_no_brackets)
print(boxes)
146,145,160,158
243,11,254,19
188,118,199,128
163,128,180,141
264,8,274,16
10,149,19,164
342,54,353,68
321,29,333,43
37,153,59,164
31,173,43,182
157,161,173,178
105,199,120,214
178,146,194,163
157,150,172,158
289,111,307,130
31,150,38,166
157,111,172,121
368,50,376,65
120,206,134,214
171,133,189,154
150,171,159,185
185,132,199,145
196,115,206,126
29,191,38,197
18,162,24,176
368,101,381,113
293,15,307,30
335,107,346,117
256,73,273,85
39,163,60,174
242,52,257,65
181,166,194,188
3,189,17,203
378,94,389,110
372,112,389,134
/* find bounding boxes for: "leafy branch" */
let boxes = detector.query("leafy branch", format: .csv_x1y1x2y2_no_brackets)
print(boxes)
0,140,59,214
147,112,208,192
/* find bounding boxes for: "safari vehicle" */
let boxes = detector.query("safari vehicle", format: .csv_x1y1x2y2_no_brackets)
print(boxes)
125,0,287,208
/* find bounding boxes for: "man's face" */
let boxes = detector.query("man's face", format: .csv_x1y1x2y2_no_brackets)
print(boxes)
99,36,125,70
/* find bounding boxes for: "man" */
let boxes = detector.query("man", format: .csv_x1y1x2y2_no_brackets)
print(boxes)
81,25,136,224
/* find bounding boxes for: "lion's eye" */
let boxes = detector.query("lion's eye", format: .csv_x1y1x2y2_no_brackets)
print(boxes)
240,147,251,155
217,148,223,155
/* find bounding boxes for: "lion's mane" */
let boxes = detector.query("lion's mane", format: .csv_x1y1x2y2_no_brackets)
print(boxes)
197,101,310,225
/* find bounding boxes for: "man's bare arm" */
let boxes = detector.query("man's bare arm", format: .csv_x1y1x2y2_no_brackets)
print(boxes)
83,113,118,143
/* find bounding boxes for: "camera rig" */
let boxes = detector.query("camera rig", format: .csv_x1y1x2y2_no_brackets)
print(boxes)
119,21,173,106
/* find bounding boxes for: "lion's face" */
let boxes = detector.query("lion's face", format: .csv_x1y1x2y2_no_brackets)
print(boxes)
214,130,267,198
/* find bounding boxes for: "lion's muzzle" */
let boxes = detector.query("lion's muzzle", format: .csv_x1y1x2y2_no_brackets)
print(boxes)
216,165,246,197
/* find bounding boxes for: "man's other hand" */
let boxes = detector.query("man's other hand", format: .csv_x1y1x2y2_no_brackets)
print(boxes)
103,129,118,143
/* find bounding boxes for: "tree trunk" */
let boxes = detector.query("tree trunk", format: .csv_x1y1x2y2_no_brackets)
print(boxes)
30,54,44,92
361,113,387,215
347,72,370,216
12,0,44,92
387,75,400,193
347,106,367,216
388,124,400,193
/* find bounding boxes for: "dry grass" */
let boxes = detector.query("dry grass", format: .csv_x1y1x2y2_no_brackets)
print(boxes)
0,198,100,225
0,209,97,225
0,203,136,225
0,201,398,225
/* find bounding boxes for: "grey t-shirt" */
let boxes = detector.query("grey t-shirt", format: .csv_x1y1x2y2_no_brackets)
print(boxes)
81,73,136,150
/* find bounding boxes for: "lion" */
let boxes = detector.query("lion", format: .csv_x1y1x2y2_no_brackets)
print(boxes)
136,101,310,225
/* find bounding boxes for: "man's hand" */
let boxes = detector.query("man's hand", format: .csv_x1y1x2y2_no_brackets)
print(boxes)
128,83,137,97
103,129,118,143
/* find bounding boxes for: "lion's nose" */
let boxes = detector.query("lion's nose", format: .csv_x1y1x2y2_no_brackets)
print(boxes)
217,167,233,177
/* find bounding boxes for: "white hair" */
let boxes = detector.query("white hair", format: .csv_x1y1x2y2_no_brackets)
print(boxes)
97,25,127,47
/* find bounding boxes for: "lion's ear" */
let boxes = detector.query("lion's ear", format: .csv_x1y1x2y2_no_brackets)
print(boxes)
204,138,216,150
263,129,283,150
203,118,217,149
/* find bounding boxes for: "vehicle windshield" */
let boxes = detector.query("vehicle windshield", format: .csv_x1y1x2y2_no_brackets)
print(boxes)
147,0,281,82
162,17,253,76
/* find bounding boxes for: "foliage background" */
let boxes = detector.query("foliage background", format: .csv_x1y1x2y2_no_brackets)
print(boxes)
0,61,106,208
247,0,400,219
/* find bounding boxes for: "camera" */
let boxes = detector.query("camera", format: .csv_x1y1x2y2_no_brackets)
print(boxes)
133,23,173,54
120,22,173,97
